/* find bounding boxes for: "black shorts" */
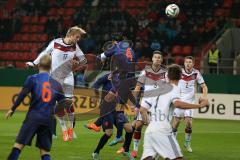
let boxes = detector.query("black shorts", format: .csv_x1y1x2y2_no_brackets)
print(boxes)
101,112,114,132
114,111,129,126
111,77,137,105
16,120,53,151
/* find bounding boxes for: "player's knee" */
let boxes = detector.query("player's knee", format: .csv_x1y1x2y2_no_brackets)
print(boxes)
185,127,192,134
135,121,143,130
124,123,133,133
66,105,74,113
105,129,113,137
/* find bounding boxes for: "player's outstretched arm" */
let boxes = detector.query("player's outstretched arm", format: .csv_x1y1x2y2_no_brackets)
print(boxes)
173,98,209,109
5,109,14,119
26,40,54,67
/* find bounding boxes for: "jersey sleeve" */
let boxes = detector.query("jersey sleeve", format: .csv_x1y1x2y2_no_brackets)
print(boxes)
76,44,87,65
196,70,205,84
137,70,146,84
33,40,54,65
170,86,181,103
11,76,34,111
92,74,109,90
141,97,153,110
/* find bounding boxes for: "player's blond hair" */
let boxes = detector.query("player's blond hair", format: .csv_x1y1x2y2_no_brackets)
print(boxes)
39,55,51,71
66,26,86,37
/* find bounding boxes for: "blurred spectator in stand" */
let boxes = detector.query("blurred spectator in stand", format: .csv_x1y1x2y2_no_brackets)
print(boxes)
208,43,221,74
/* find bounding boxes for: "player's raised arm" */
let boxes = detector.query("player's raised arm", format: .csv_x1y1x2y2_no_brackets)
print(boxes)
26,40,54,67
173,99,209,109
75,44,87,65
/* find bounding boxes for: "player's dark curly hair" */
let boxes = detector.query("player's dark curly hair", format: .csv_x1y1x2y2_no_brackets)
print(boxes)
111,32,123,41
167,64,182,80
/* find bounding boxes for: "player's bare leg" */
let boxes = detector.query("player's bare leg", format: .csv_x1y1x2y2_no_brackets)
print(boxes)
40,149,51,160
172,116,181,137
184,116,193,152
56,111,69,142
7,143,24,160
131,120,144,158
66,104,75,141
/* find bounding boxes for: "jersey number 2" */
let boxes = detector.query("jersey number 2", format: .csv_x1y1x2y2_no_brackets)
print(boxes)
42,82,52,102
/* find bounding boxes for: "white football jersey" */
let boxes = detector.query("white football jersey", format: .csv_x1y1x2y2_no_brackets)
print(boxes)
178,68,205,102
33,38,87,81
141,84,180,134
138,65,167,92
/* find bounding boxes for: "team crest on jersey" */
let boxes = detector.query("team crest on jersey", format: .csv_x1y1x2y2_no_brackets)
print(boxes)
145,71,165,81
181,73,197,81
54,42,76,52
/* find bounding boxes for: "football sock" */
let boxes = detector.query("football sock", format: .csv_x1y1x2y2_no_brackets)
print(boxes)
41,154,51,160
67,112,74,129
133,130,141,151
185,127,192,145
7,147,21,160
123,127,134,152
94,134,111,154
58,116,67,131
116,123,124,138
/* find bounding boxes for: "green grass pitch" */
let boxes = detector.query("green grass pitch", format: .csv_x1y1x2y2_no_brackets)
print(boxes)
0,111,240,160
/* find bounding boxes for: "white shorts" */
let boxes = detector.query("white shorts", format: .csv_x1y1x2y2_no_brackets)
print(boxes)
173,99,195,118
51,73,74,98
141,132,183,160
62,75,74,98
173,108,194,118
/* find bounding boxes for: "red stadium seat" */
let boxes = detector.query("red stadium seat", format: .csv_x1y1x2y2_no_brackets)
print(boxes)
39,34,48,42
16,61,26,68
39,16,48,24
182,45,192,55
21,25,30,33
172,45,182,55
47,8,57,16
65,8,75,16
22,16,30,24
75,1,83,7
58,8,65,16
0,43,3,50
66,1,75,7
31,16,39,24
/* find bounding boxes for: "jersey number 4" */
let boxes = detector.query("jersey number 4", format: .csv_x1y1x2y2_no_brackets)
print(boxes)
125,48,133,61
42,82,52,102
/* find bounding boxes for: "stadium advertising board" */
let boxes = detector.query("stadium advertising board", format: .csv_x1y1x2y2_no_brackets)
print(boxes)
0,87,99,113
0,87,239,120
194,93,240,120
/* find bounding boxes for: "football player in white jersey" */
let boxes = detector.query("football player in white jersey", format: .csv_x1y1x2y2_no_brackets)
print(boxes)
172,56,208,152
140,64,209,160
26,26,87,142
131,50,167,158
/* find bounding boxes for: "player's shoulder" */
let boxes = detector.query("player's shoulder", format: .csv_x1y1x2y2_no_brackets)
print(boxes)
193,68,200,73
144,65,152,71
170,83,180,92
